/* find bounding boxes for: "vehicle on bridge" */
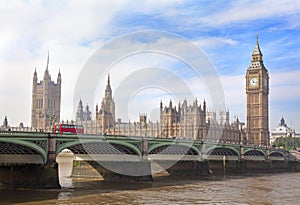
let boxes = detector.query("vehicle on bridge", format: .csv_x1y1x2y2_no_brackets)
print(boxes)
53,123,84,134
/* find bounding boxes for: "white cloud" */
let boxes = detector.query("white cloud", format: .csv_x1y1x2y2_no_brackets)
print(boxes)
0,1,299,133
270,70,300,101
0,1,129,126
201,0,300,26
193,37,238,49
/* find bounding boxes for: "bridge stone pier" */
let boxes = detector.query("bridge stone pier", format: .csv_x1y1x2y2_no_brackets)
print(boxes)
154,161,210,177
0,131,299,188
0,163,59,188
86,161,153,181
0,133,60,188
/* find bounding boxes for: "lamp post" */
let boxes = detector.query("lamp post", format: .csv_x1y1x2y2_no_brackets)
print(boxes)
239,122,245,160
142,121,147,138
50,114,57,133
292,129,296,150
239,122,245,145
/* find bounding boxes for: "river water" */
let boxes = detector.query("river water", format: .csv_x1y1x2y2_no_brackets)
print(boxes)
0,157,300,205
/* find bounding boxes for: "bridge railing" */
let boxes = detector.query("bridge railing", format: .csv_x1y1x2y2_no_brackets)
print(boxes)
0,130,49,138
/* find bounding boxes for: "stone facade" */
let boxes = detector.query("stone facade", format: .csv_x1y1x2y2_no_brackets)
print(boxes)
75,75,242,143
31,53,61,131
159,99,206,139
246,35,269,146
95,74,115,134
76,99,91,122
27,37,269,146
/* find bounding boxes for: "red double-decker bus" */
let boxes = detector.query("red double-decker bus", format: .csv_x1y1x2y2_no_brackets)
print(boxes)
54,124,84,134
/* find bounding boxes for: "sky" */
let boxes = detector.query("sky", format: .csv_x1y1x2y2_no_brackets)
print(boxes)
0,0,300,132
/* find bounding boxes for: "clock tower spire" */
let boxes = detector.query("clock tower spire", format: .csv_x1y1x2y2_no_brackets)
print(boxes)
246,35,269,146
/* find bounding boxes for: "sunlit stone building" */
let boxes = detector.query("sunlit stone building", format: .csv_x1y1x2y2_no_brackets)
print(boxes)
31,53,61,132
29,36,270,145
75,74,242,143
270,117,296,145
245,35,269,146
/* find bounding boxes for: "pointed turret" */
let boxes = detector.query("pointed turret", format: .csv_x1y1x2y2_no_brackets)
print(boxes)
280,116,286,126
105,74,112,98
3,116,8,128
33,68,37,82
169,99,172,108
251,34,263,62
44,51,51,81
78,99,83,110
194,97,198,107
57,68,61,84
76,99,84,121
248,34,266,71
46,50,49,70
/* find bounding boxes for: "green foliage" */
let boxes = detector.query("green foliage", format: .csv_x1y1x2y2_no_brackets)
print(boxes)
273,136,300,150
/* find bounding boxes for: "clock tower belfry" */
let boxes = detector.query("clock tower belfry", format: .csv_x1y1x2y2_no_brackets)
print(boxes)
246,35,269,146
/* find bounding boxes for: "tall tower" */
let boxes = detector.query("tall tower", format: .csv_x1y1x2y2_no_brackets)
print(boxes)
246,35,269,146
31,52,61,131
96,74,115,133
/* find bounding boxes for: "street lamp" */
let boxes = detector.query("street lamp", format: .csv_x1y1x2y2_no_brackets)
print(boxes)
239,122,245,145
292,129,296,150
50,114,57,132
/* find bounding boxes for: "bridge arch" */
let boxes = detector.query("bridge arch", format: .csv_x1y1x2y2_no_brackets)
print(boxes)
206,146,240,158
269,151,285,157
148,143,201,156
244,149,266,157
0,138,47,163
56,139,142,157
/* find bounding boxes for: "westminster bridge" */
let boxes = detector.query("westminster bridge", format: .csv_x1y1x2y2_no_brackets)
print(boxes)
0,130,299,188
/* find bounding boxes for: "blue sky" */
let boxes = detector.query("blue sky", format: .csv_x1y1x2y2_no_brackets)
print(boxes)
0,0,300,132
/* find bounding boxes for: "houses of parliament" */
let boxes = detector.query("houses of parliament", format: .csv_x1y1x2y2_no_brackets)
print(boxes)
31,36,269,146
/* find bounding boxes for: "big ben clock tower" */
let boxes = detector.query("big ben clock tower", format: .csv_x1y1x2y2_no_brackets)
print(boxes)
246,35,269,146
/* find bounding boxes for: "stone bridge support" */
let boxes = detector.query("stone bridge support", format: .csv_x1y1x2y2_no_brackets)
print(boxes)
86,161,153,181
0,164,59,188
155,160,210,177
0,135,60,188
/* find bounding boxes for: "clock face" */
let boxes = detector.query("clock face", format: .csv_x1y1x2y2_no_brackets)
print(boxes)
249,77,259,87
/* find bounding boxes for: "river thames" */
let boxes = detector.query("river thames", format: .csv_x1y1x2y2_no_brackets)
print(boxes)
0,157,299,205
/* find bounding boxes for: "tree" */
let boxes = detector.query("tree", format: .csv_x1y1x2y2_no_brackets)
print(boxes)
273,136,300,150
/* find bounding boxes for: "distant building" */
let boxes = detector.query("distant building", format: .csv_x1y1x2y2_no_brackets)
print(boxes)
270,117,295,145
95,74,115,134
28,36,270,146
74,75,242,143
2,116,8,128
76,99,91,122
206,110,230,125
31,52,61,131
0,116,35,132
159,99,241,142
75,76,160,137
159,98,206,139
